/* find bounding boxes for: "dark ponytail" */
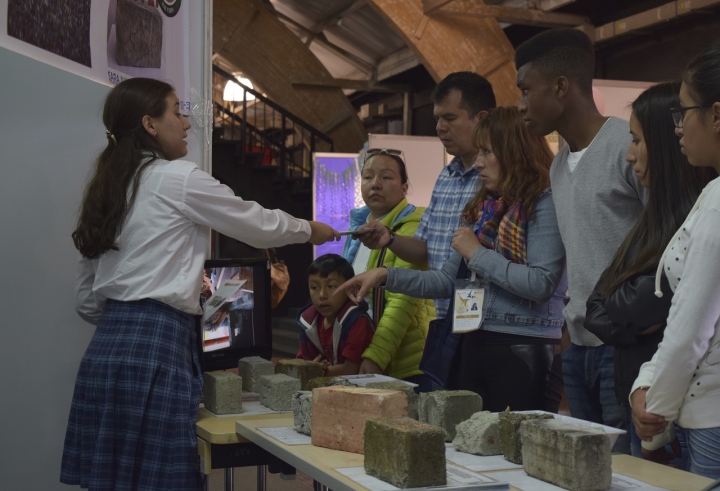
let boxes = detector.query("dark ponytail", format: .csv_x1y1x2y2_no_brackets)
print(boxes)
72,78,174,259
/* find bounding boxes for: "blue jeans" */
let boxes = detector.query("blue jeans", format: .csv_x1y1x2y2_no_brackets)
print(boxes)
686,426,720,479
561,343,629,453
404,373,433,393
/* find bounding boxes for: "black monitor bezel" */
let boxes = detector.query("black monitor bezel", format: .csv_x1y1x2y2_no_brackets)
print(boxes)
196,258,272,372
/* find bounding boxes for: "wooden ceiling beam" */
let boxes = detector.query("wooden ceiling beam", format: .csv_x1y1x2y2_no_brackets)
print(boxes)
436,3,589,27
292,78,413,93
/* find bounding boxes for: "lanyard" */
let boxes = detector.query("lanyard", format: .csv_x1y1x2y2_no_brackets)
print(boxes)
477,196,499,232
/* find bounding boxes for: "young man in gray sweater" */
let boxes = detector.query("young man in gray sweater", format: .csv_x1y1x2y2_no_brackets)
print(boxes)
515,28,647,453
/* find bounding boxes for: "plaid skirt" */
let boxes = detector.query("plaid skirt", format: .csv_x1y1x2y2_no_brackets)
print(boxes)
60,298,203,491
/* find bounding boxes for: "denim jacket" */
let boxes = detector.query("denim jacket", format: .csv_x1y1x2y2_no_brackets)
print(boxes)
385,191,567,339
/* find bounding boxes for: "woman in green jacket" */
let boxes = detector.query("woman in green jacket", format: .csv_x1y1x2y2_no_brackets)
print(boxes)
342,149,435,391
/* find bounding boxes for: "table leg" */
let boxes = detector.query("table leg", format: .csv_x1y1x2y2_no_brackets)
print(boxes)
203,474,210,491
257,464,267,491
224,467,233,491
312,480,331,491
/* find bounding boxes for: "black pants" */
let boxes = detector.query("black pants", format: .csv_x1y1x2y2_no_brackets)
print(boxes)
455,329,558,413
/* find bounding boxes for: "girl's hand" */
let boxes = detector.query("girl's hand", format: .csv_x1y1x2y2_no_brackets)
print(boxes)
359,359,384,375
452,227,481,260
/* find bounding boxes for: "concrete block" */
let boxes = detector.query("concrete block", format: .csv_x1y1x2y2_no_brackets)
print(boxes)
453,411,501,456
498,411,554,464
306,376,354,390
258,374,300,411
521,419,612,491
366,382,419,420
293,391,312,435
418,390,482,441
364,417,446,488
311,386,408,454
202,371,242,415
238,356,274,392
275,359,324,390
116,0,163,68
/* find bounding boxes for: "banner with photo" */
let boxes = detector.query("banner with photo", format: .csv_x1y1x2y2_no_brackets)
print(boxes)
0,0,205,116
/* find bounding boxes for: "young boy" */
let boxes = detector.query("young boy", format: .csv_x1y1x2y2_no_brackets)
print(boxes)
297,254,374,376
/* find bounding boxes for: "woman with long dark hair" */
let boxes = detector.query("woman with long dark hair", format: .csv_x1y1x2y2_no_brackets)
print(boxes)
338,107,567,412
629,44,720,478
60,78,338,490
585,82,716,460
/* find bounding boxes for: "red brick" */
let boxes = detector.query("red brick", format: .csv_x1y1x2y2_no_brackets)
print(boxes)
311,387,408,454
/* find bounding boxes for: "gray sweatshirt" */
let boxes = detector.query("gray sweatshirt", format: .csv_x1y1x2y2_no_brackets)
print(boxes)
551,117,647,346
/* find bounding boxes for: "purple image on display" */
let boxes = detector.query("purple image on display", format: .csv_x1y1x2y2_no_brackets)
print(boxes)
314,156,360,258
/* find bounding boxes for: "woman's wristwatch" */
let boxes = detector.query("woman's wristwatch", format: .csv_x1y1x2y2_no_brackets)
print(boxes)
385,228,396,248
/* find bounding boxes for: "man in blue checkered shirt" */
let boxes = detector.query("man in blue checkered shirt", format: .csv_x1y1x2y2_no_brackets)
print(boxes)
357,72,496,318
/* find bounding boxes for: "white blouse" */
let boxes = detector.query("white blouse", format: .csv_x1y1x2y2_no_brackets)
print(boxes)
632,177,720,438
75,158,310,324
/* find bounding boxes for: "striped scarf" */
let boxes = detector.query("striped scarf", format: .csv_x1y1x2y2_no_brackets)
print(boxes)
475,196,529,265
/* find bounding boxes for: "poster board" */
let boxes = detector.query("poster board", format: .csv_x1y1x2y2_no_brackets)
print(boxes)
0,0,212,170
593,79,654,120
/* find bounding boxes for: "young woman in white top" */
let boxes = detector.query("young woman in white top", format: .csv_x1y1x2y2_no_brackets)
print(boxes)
60,78,338,490
630,43,720,479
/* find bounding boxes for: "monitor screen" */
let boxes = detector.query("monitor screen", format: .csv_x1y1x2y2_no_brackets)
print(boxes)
196,258,272,372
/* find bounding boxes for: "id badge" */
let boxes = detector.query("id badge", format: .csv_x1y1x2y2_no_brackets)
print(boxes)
453,272,484,333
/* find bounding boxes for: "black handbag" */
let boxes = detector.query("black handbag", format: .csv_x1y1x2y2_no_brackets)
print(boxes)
419,259,470,389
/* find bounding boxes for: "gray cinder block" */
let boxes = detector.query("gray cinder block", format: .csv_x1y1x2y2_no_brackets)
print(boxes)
521,419,612,491
366,382,419,420
116,0,163,68
275,359,324,390
293,391,312,435
203,371,243,415
498,411,554,464
418,390,482,441
258,374,300,411
238,356,274,392
364,417,446,489
453,411,502,456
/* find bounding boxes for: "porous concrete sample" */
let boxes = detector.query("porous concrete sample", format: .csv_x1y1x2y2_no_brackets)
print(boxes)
498,411,554,464
366,382,419,420
453,411,502,455
364,417,446,488
293,391,312,435
275,359,324,390
311,386,408,454
418,390,483,441
202,371,242,415
238,356,274,392
116,0,163,68
257,374,300,411
306,376,354,390
521,419,612,491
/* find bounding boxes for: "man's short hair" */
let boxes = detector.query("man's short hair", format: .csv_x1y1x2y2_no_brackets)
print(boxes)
515,28,595,96
308,254,354,282
430,72,496,117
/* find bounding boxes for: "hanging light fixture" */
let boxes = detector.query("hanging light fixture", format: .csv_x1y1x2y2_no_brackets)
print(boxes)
223,75,256,102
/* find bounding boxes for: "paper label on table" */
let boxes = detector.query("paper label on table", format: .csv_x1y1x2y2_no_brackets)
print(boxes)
336,466,508,490
340,374,418,387
609,474,670,491
445,445,522,472
453,287,483,333
257,426,312,446
446,464,495,484
486,470,670,491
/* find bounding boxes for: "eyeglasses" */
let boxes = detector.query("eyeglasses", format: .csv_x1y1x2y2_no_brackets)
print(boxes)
670,105,709,129
364,148,405,164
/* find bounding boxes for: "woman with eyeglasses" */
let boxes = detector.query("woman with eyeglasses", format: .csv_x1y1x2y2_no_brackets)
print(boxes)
339,107,567,411
341,148,436,391
584,82,716,463
628,44,720,479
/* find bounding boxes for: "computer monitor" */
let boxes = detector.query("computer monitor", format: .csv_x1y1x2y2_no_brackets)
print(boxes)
196,258,272,372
